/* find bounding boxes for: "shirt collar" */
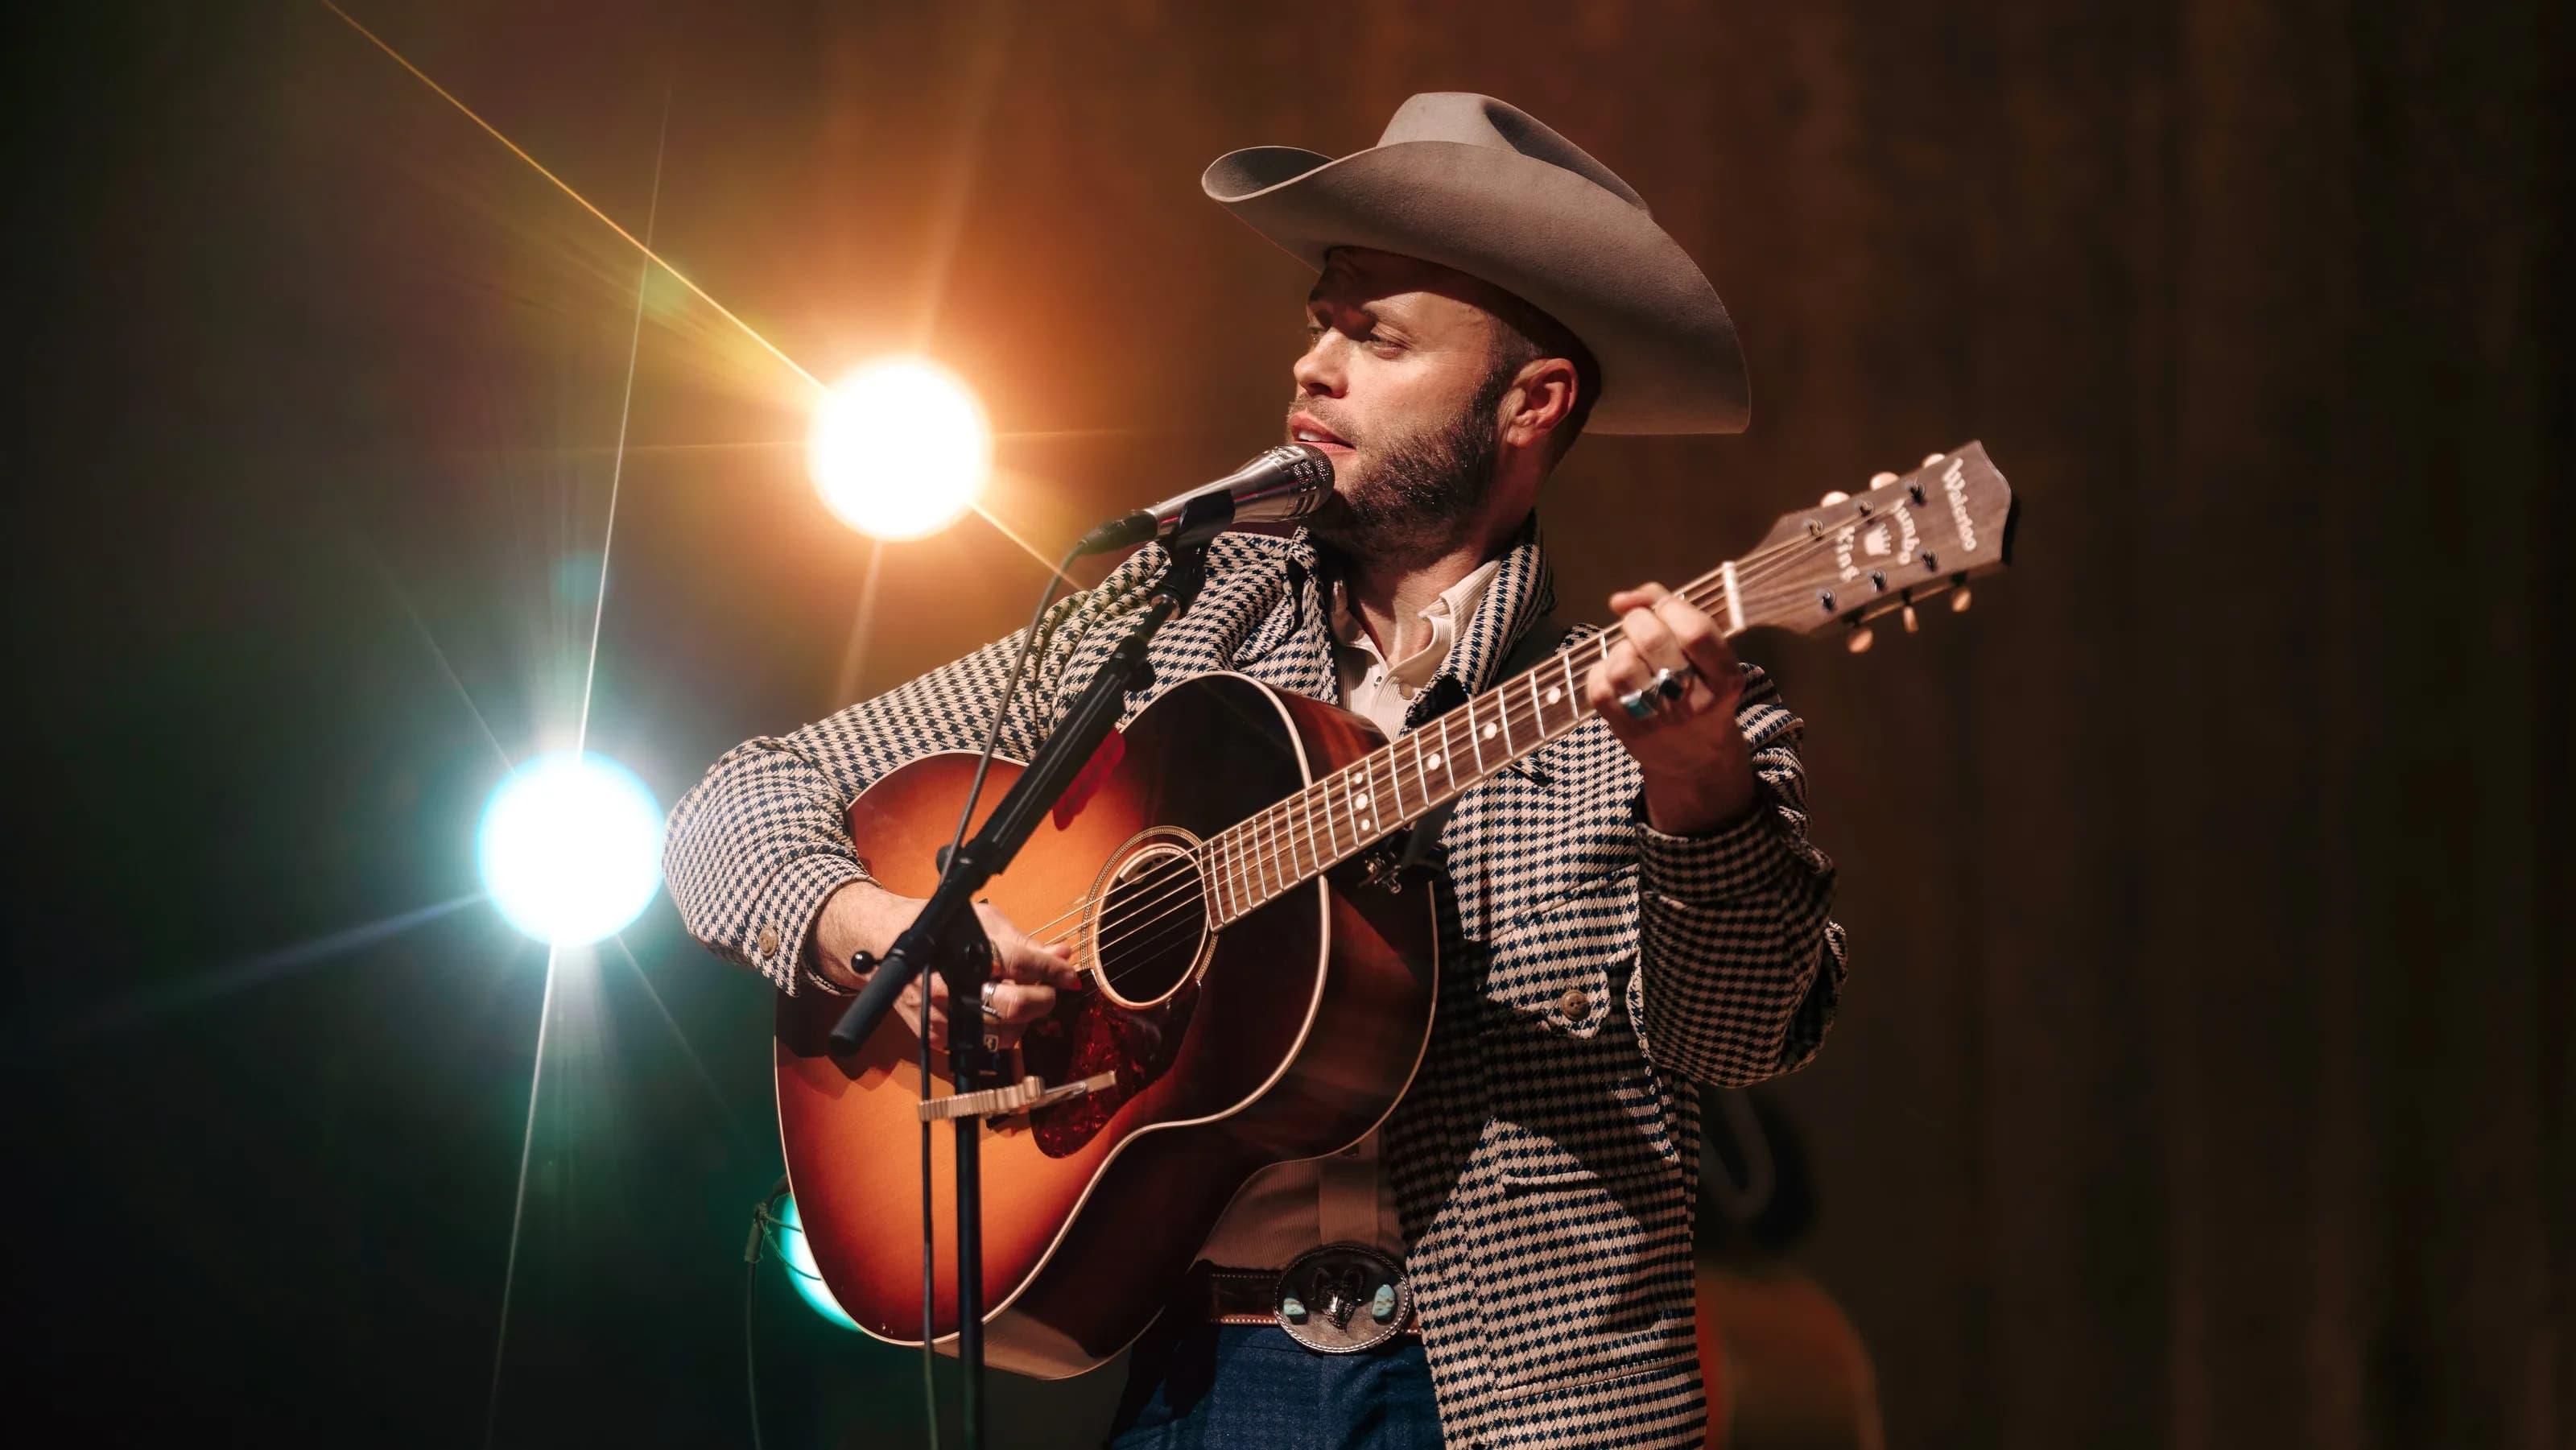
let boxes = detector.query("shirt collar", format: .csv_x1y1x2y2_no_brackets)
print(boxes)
1305,513,1555,701
1327,555,1505,696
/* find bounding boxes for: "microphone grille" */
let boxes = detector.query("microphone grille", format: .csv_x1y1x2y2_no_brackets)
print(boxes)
1277,440,1335,492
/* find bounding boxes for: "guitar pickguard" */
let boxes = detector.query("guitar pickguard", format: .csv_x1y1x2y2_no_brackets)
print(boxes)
1022,985,1199,1155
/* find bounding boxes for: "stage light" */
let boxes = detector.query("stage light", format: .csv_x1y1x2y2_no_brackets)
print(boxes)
807,357,991,540
775,1192,863,1332
477,752,663,945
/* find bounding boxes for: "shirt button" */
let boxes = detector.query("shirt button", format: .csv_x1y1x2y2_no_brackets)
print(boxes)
757,925,781,957
1557,987,1591,1019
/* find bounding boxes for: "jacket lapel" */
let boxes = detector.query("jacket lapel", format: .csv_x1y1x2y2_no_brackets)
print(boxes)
1402,516,1558,753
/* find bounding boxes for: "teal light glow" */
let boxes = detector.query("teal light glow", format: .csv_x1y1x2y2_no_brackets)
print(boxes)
476,751,663,945
777,1193,863,1332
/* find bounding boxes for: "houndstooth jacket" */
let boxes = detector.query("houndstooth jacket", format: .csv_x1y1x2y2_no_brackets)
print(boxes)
664,521,1847,1449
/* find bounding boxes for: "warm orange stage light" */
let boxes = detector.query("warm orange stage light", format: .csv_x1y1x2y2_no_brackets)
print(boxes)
807,358,993,541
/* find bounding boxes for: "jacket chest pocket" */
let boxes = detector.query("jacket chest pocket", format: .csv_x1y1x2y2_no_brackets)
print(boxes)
1472,863,1638,1038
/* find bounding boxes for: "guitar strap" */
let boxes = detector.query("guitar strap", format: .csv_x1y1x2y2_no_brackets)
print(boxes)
1392,614,1567,879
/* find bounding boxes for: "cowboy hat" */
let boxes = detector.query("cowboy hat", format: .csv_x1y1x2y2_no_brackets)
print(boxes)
1202,92,1748,436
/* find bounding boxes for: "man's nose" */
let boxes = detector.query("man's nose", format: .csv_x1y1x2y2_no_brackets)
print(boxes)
1292,334,1344,397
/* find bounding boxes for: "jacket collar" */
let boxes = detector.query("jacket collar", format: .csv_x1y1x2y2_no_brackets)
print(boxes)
1434,513,1556,702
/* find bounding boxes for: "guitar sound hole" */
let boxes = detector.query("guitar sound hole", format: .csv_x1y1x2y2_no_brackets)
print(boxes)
1092,846,1209,1010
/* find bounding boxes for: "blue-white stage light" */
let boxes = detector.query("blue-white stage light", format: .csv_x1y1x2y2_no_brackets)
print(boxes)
776,1193,862,1332
477,751,663,945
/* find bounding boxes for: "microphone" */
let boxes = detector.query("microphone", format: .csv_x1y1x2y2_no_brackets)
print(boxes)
1074,444,1335,556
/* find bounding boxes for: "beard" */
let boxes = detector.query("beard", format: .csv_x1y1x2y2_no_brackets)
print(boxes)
1296,366,1511,566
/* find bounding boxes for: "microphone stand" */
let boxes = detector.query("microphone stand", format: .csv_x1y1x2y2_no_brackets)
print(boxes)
823,539,1211,1450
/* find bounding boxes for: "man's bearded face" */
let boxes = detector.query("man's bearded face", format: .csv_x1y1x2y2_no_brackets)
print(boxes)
1284,249,1517,564
1290,365,1510,562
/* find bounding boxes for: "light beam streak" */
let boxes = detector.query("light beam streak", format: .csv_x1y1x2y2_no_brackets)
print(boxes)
318,1,1073,581
576,85,669,754
831,538,887,707
484,942,558,1448
609,934,745,1147
319,2,823,395
364,548,513,771
29,892,487,1048
485,69,671,1450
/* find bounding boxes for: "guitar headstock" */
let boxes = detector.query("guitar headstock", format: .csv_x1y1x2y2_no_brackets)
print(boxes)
1736,442,2017,647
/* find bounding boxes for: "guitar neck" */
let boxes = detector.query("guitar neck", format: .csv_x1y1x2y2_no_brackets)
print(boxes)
1195,442,2017,926
1195,569,1723,927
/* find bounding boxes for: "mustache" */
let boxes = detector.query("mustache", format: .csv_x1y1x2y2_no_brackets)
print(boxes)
1284,401,1360,446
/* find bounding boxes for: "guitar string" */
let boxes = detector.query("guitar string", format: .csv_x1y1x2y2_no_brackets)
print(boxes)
1051,568,1807,974
1075,529,1974,989
1014,544,1785,950
1026,532,1902,973
1011,491,1973,969
1040,545,1824,963
1069,616,1690,986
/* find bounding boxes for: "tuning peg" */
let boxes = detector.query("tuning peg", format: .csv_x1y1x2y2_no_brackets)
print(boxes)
1950,586,1973,613
1819,489,1850,506
1868,471,1899,488
1922,452,1946,468
1845,622,1875,653
1901,602,1920,634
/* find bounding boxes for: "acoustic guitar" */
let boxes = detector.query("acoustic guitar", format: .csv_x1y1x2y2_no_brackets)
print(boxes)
777,444,2016,1378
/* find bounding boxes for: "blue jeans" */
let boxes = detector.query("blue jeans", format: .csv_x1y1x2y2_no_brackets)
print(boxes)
1104,1322,1443,1449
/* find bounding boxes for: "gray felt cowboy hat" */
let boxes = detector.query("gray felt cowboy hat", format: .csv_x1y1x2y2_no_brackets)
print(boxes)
1202,92,1748,436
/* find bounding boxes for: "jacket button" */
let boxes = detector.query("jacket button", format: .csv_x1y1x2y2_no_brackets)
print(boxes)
758,925,781,956
1557,987,1591,1019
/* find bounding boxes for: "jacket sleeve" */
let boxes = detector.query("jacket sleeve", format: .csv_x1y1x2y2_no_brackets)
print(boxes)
1624,664,1848,1087
662,556,1158,992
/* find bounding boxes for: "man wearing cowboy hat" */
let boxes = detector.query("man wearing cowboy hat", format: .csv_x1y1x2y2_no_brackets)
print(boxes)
667,93,1847,1448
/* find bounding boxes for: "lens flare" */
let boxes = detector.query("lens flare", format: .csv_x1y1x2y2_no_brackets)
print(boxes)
477,753,663,945
807,357,991,540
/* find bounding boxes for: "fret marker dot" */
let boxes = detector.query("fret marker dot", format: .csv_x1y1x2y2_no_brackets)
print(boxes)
1355,792,1371,808
1481,724,1497,739
1545,686,1563,705
1426,754,1442,770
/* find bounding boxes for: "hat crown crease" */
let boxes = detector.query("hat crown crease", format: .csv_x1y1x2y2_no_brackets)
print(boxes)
1376,93,1646,213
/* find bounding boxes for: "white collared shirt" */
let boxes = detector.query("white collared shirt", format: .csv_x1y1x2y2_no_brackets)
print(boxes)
1193,556,1503,1267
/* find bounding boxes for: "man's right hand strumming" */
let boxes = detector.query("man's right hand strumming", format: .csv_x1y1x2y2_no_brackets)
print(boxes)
809,882,1085,1051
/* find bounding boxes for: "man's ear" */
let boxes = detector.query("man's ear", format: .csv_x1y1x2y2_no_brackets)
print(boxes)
1503,355,1581,453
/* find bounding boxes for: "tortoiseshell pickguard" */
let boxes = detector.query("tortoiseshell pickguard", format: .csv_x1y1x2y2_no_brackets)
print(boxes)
1022,983,1198,1155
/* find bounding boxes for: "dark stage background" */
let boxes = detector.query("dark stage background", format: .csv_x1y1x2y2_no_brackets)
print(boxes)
7,2,2566,1446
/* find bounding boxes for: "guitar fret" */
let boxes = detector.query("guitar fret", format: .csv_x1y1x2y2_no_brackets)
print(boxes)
1241,815,1264,911
1468,694,1488,774
1294,784,1317,881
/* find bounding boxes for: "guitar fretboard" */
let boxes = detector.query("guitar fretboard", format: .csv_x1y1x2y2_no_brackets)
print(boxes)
1192,564,1742,925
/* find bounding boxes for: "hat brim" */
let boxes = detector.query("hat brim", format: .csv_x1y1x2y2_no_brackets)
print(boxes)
1204,140,1748,436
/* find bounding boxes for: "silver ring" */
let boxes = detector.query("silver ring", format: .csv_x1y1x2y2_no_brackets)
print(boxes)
976,979,1005,1019
1618,666,1693,720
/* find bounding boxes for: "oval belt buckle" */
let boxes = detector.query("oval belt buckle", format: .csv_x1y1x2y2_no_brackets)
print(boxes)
1274,1242,1411,1353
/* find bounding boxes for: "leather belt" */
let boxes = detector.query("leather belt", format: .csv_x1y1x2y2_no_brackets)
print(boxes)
1197,1243,1417,1353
